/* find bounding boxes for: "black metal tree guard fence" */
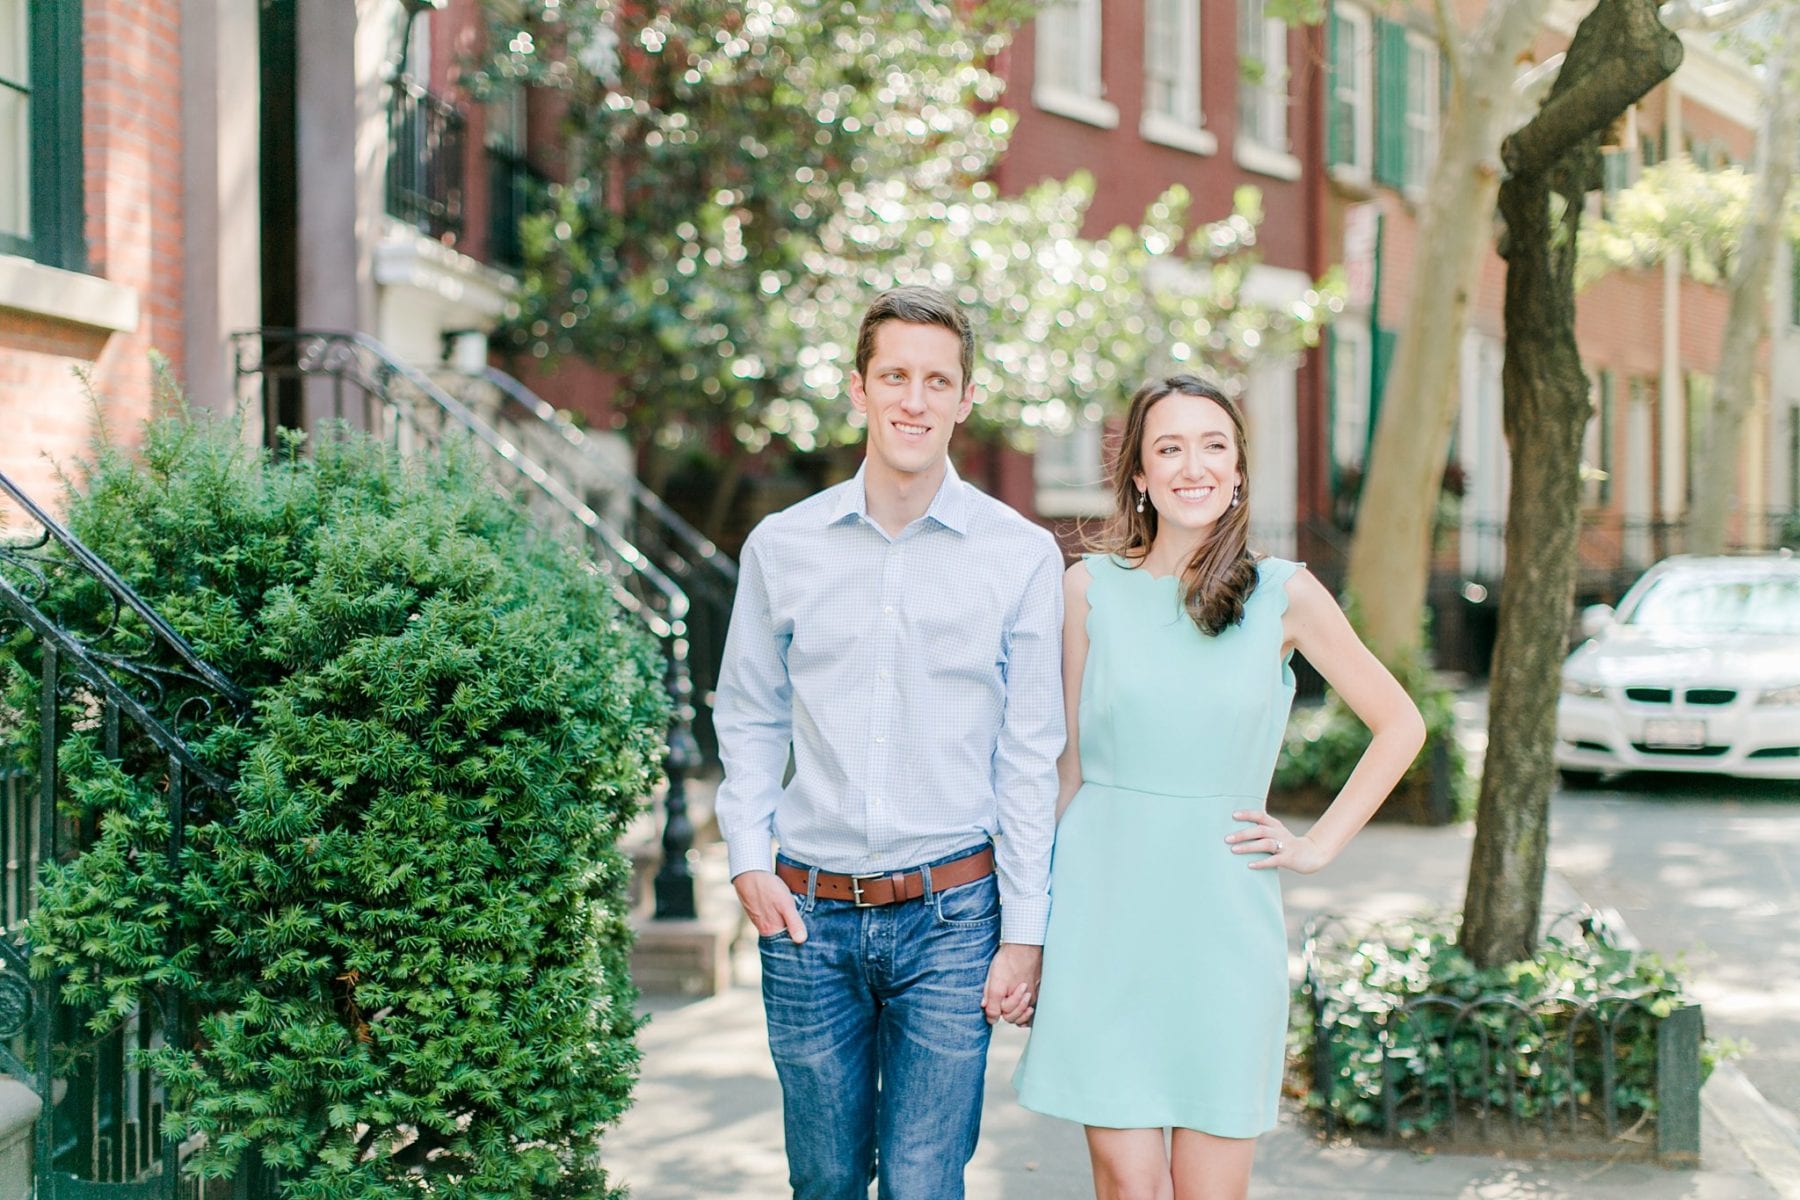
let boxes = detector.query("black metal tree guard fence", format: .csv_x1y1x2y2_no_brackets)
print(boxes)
0,469,274,1198
230,328,702,918
1297,911,1704,1165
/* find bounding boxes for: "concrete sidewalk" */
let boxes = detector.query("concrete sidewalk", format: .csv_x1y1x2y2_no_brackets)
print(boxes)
602,820,1797,1199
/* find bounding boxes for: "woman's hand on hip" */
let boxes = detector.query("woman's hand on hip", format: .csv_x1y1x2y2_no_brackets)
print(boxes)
1228,810,1331,875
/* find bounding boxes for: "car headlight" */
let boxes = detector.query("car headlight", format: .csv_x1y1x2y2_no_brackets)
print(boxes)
1561,678,1608,699
1757,683,1800,707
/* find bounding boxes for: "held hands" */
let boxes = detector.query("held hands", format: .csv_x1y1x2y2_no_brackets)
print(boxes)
983,943,1042,1027
1227,810,1332,875
734,870,808,943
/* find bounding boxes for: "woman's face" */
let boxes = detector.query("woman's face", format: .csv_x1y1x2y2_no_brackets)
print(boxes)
1132,391,1243,533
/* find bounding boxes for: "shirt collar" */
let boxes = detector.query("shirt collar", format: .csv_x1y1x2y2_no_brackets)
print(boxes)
828,460,970,535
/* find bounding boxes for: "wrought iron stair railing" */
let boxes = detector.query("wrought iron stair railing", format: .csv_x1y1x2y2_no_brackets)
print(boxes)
231,329,704,918
0,468,250,1198
426,363,738,766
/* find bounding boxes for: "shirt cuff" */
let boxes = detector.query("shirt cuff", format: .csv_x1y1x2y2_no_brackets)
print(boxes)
1000,897,1049,946
726,831,777,880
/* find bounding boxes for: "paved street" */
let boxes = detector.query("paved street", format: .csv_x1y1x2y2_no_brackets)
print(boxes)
1549,775,1800,1127
605,818,1796,1199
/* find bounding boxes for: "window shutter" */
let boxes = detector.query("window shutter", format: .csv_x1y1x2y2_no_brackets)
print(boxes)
1373,19,1408,188
1370,325,1397,436
1326,6,1344,165
1790,239,1800,328
27,0,84,271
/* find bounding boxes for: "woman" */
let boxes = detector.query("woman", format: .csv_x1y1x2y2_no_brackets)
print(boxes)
1013,374,1425,1200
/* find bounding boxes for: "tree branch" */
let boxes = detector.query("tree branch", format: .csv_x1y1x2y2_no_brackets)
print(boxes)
1434,0,1465,83
1660,0,1772,32
1503,1,1683,178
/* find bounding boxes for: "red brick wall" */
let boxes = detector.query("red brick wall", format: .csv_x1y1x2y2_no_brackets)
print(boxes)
0,0,185,516
994,5,1312,271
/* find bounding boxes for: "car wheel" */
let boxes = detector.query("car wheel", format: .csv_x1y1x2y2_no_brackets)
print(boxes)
1558,768,1604,790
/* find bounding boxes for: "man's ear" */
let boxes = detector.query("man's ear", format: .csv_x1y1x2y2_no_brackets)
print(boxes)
955,382,975,423
849,371,869,417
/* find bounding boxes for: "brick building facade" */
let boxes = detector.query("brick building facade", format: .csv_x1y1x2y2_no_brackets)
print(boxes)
1,0,183,512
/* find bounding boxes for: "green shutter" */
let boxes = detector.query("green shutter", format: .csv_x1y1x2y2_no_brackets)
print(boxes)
27,0,84,271
1790,240,1800,328
1373,19,1409,189
1326,6,1343,165
1369,325,1397,440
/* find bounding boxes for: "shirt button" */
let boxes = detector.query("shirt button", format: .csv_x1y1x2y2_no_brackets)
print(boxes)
883,605,895,615
875,735,886,743
879,669,891,680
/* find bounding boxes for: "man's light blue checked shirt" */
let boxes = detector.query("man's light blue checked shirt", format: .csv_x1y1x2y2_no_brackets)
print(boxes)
714,461,1065,945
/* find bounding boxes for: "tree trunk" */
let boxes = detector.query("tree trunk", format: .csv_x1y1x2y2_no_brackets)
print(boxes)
702,444,751,546
1462,0,1681,969
1689,3,1800,553
1344,0,1555,665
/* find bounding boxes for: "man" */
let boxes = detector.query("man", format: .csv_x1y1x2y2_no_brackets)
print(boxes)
714,285,1063,1200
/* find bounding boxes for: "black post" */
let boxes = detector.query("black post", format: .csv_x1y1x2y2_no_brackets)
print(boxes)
1656,1004,1703,1166
654,659,700,919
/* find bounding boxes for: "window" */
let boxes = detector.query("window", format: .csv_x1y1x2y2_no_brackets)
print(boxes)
1599,148,1630,219
1035,0,1116,127
1373,20,1439,194
1327,4,1372,178
1402,30,1439,193
1237,0,1289,154
1684,371,1711,507
1034,417,1110,517
1584,369,1614,507
1,0,82,269
1789,238,1800,328
1329,323,1371,477
1143,0,1211,152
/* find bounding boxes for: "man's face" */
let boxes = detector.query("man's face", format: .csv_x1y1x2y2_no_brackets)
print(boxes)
849,320,974,483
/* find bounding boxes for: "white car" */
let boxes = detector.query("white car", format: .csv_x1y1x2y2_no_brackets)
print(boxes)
1555,553,1800,784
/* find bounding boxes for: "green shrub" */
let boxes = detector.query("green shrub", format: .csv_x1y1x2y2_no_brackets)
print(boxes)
1273,662,1474,823
17,404,668,1198
1292,914,1721,1137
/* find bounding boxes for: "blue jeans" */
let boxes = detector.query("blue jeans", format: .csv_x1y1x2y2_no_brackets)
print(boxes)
759,843,1000,1200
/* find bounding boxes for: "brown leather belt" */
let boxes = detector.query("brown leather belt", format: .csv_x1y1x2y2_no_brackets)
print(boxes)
776,846,996,908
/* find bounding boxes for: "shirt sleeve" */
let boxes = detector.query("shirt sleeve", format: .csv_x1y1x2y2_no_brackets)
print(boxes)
712,530,794,880
991,534,1066,944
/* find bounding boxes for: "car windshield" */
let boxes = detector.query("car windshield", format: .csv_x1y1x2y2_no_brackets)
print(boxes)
1624,573,1800,635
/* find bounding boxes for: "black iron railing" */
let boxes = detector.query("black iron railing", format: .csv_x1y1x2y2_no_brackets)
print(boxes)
387,79,465,241
1,468,250,1198
232,329,704,918
429,364,738,771
1297,910,1703,1164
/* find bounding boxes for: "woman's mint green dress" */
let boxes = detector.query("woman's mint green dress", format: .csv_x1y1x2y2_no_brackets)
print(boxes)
1013,554,1302,1137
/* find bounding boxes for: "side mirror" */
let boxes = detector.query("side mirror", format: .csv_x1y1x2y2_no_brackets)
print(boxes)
1579,604,1615,640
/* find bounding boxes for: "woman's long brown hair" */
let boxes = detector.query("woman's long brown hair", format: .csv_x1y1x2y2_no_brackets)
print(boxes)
1091,374,1258,636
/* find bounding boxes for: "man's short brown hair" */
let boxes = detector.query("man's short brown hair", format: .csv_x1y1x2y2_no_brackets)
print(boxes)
854,286,976,390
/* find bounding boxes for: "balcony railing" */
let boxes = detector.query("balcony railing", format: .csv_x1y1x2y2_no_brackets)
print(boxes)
387,79,465,241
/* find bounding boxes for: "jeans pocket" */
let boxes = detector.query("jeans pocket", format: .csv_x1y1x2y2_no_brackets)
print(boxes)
932,876,1000,928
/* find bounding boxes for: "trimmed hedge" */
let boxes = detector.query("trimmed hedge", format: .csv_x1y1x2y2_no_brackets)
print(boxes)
14,404,668,1198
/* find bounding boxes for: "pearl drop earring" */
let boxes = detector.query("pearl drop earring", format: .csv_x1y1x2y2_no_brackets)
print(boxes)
1230,484,1241,509
1135,490,1146,513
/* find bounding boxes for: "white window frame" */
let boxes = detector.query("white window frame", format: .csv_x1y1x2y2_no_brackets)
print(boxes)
1034,0,1118,129
1331,321,1371,475
0,0,30,244
1329,3,1373,183
1402,29,1439,197
1236,0,1299,179
1034,418,1112,517
1141,0,1214,155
